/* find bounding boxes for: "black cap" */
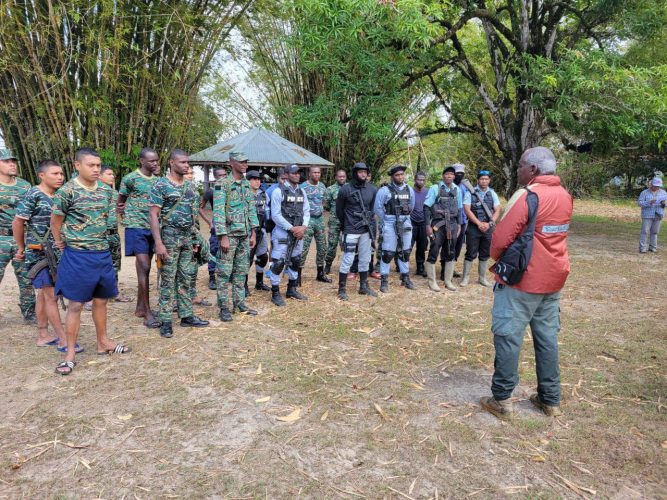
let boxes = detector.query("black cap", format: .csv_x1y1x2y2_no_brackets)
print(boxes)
246,170,261,179
442,166,456,175
389,165,407,176
284,164,300,174
353,162,369,172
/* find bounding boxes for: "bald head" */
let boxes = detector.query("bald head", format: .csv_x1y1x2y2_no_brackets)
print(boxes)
520,147,557,175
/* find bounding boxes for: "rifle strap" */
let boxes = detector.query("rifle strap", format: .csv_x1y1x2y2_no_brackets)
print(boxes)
471,188,495,222
161,182,193,226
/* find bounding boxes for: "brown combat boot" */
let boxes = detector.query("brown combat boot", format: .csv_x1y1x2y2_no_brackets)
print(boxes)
479,396,513,420
529,393,563,417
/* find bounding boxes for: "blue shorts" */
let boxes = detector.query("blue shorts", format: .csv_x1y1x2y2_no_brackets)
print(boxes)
55,247,118,303
125,228,155,256
32,266,55,289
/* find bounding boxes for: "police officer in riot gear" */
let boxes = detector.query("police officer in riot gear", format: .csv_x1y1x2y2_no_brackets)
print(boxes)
423,166,463,292
374,165,416,293
246,170,271,294
266,165,310,306
335,162,378,300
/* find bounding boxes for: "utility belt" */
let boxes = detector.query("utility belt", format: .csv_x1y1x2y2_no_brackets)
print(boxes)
310,213,323,218
0,228,13,236
108,228,118,235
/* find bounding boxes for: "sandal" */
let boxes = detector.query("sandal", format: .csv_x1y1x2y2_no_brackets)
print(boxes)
38,337,60,347
143,318,162,329
97,344,131,355
57,343,84,354
55,360,76,376
114,294,133,303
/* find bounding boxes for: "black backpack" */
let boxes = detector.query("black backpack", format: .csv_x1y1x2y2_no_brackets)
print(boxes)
493,187,539,286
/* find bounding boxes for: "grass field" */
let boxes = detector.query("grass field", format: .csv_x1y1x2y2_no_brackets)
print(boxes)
0,199,665,498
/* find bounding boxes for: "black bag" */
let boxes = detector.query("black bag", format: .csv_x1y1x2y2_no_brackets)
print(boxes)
493,187,539,285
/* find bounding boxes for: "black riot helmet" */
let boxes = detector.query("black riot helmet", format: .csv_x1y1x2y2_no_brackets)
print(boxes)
352,162,370,184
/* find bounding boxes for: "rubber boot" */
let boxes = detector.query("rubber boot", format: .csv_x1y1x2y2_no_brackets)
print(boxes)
380,275,389,293
425,262,440,292
338,272,349,300
478,260,493,287
401,273,415,290
208,272,217,290
316,266,332,283
271,285,286,307
460,260,473,287
286,279,308,300
444,261,457,291
255,272,271,291
358,272,377,297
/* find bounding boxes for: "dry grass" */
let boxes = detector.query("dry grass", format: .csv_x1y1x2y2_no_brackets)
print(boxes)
0,200,665,498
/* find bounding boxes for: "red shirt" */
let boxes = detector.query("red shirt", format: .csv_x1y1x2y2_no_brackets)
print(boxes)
491,175,573,294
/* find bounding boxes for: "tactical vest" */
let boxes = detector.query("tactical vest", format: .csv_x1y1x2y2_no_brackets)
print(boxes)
255,190,266,225
385,184,412,216
280,184,305,226
471,189,495,222
432,184,459,223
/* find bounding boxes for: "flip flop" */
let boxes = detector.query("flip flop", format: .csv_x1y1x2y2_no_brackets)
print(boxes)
38,338,60,347
55,360,76,376
143,318,162,329
114,295,133,303
97,344,131,355
57,343,84,354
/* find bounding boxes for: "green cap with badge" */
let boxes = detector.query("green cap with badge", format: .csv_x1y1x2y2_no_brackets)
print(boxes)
0,148,18,161
229,150,248,162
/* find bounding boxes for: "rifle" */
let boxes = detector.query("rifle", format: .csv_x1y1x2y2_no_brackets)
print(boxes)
351,189,376,249
461,179,496,232
27,239,66,311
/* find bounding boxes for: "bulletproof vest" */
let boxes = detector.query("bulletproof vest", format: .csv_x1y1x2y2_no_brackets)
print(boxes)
280,184,305,226
385,184,411,216
255,190,266,225
433,184,458,223
471,189,495,222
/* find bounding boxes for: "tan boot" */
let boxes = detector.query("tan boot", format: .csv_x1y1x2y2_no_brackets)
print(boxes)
478,260,493,287
444,261,457,291
529,393,563,417
425,262,440,292
480,396,513,420
459,260,473,286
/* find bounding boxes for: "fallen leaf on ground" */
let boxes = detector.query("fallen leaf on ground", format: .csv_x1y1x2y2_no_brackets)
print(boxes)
276,408,301,423
321,411,328,421
256,363,263,375
255,396,270,403
117,414,132,421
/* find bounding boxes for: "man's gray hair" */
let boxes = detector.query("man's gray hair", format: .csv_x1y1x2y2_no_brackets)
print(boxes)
522,146,557,174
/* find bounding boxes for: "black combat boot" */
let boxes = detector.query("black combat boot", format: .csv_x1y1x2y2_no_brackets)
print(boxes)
416,262,427,278
401,273,415,290
160,322,173,338
380,274,389,293
286,279,308,300
219,306,233,322
296,269,302,287
234,302,257,316
358,272,377,297
271,285,286,307
324,262,332,275
316,266,332,283
255,272,271,291
181,315,210,327
244,276,251,297
208,272,217,290
337,272,349,300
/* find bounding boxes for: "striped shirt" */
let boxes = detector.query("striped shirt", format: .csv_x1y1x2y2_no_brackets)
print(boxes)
637,188,667,219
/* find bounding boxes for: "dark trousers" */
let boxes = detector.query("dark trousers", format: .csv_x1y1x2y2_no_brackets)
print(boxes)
454,223,467,261
411,222,428,265
464,224,492,262
427,227,455,263
208,226,218,274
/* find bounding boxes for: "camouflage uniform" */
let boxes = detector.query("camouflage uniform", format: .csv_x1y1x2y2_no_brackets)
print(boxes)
324,182,342,269
149,177,198,323
299,181,328,268
15,186,61,273
0,175,35,319
213,173,259,310
107,187,121,274
119,170,159,231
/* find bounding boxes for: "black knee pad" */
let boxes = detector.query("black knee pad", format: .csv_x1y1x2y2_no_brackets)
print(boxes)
401,248,411,262
381,251,395,264
271,258,285,274
256,253,269,268
289,255,302,271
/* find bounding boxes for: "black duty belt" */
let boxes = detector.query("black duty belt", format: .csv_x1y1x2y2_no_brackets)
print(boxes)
310,213,323,218
0,228,13,236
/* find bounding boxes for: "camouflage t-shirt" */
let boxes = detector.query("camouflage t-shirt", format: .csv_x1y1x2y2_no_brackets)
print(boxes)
149,177,198,229
15,186,60,267
300,181,327,217
52,178,114,251
0,177,31,231
118,170,159,229
213,173,259,236
107,187,119,230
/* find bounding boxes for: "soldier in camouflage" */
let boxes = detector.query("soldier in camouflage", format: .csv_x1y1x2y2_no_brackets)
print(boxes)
324,169,346,275
0,148,36,322
299,167,331,285
149,149,210,338
213,151,259,322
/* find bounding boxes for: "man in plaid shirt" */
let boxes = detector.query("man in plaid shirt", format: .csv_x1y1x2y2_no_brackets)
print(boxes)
637,177,667,253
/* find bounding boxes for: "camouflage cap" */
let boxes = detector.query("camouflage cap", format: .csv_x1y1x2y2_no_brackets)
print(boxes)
229,150,248,162
0,148,18,161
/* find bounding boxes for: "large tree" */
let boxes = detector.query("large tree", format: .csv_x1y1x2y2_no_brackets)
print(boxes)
0,0,252,181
